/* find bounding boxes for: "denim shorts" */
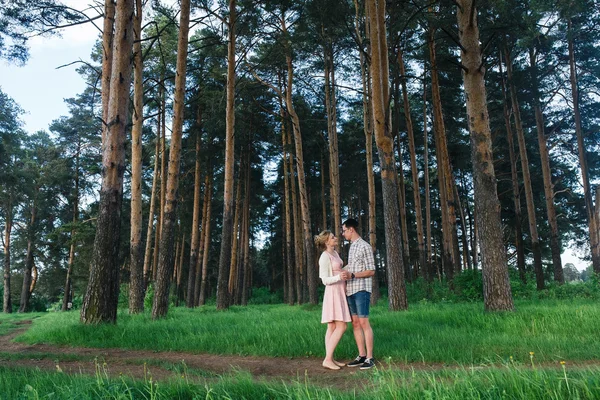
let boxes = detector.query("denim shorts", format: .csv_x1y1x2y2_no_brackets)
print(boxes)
347,291,371,317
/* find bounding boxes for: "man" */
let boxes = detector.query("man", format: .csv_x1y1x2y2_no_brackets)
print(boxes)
340,218,375,370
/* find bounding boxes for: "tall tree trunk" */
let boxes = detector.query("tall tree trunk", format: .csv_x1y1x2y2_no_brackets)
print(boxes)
19,196,37,313
228,163,243,299
454,183,471,271
2,199,12,313
216,0,237,310
423,76,433,281
195,172,211,305
499,50,526,284
81,0,135,324
100,0,115,145
129,0,145,313
395,134,412,281
175,234,185,305
529,49,563,284
428,15,458,280
241,152,251,306
282,12,317,305
153,83,166,282
199,173,213,306
281,108,295,305
399,50,426,277
143,134,160,286
62,142,80,311
504,45,544,290
324,42,341,241
568,18,600,273
152,0,191,319
186,125,203,308
367,0,407,310
320,150,328,231
290,147,304,304
457,1,513,310
354,0,379,303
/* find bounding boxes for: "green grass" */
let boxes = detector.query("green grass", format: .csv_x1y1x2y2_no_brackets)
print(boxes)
12,299,600,364
0,312,43,336
2,363,600,399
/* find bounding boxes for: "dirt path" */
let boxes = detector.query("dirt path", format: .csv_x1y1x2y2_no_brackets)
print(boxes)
0,322,397,390
3,321,594,391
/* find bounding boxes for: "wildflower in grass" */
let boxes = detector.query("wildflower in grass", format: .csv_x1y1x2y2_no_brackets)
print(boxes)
561,360,569,391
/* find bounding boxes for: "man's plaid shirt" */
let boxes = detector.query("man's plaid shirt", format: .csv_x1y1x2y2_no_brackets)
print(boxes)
345,237,375,296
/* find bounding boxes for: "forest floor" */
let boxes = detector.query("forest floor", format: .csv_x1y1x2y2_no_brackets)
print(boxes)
3,320,598,392
0,320,397,391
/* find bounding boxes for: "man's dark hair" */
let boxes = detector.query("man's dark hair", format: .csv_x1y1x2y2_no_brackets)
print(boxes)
343,218,359,229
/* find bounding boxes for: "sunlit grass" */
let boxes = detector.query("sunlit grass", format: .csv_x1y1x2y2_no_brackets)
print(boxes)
0,312,43,336
12,299,600,364
2,362,600,399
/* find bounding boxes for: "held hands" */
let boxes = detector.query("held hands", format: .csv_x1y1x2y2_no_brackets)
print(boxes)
340,271,351,280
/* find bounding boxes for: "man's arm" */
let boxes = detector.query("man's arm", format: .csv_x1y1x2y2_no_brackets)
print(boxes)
352,242,375,279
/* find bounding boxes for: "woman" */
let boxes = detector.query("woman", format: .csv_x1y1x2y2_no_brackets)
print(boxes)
314,230,351,370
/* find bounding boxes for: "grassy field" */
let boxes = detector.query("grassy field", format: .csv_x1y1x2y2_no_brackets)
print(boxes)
4,299,600,398
14,299,600,364
2,363,600,399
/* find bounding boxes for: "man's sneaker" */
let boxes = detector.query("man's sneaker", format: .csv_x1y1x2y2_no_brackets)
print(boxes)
360,358,376,370
347,356,366,367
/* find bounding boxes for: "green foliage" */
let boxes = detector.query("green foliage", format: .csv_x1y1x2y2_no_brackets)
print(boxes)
248,287,283,305
144,284,154,311
405,270,600,304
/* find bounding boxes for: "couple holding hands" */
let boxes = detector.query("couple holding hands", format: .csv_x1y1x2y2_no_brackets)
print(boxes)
315,218,375,371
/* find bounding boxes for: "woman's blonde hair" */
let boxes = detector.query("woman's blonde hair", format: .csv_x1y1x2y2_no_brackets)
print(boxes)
314,230,333,251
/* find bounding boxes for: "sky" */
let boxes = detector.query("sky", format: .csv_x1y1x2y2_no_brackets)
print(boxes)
0,1,591,272
0,1,99,133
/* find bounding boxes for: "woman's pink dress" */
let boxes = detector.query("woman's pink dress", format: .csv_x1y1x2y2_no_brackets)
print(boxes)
321,251,351,323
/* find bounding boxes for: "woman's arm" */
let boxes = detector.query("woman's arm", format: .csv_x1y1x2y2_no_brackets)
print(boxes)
319,253,341,285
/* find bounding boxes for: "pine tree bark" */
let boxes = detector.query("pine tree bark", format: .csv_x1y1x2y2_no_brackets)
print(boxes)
100,0,115,145
143,134,160,286
423,77,433,281
568,18,600,273
504,45,545,289
216,0,237,310
153,85,167,282
428,16,458,279
499,51,526,284
282,109,295,305
241,152,251,306
195,172,210,305
19,196,37,313
129,0,145,313
289,138,304,304
367,0,407,310
228,163,243,298
282,11,317,305
199,173,213,306
324,42,341,240
399,50,426,276
354,0,379,302
2,199,12,313
62,141,80,311
152,0,191,319
530,48,563,284
457,1,513,310
80,0,135,324
186,126,203,308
